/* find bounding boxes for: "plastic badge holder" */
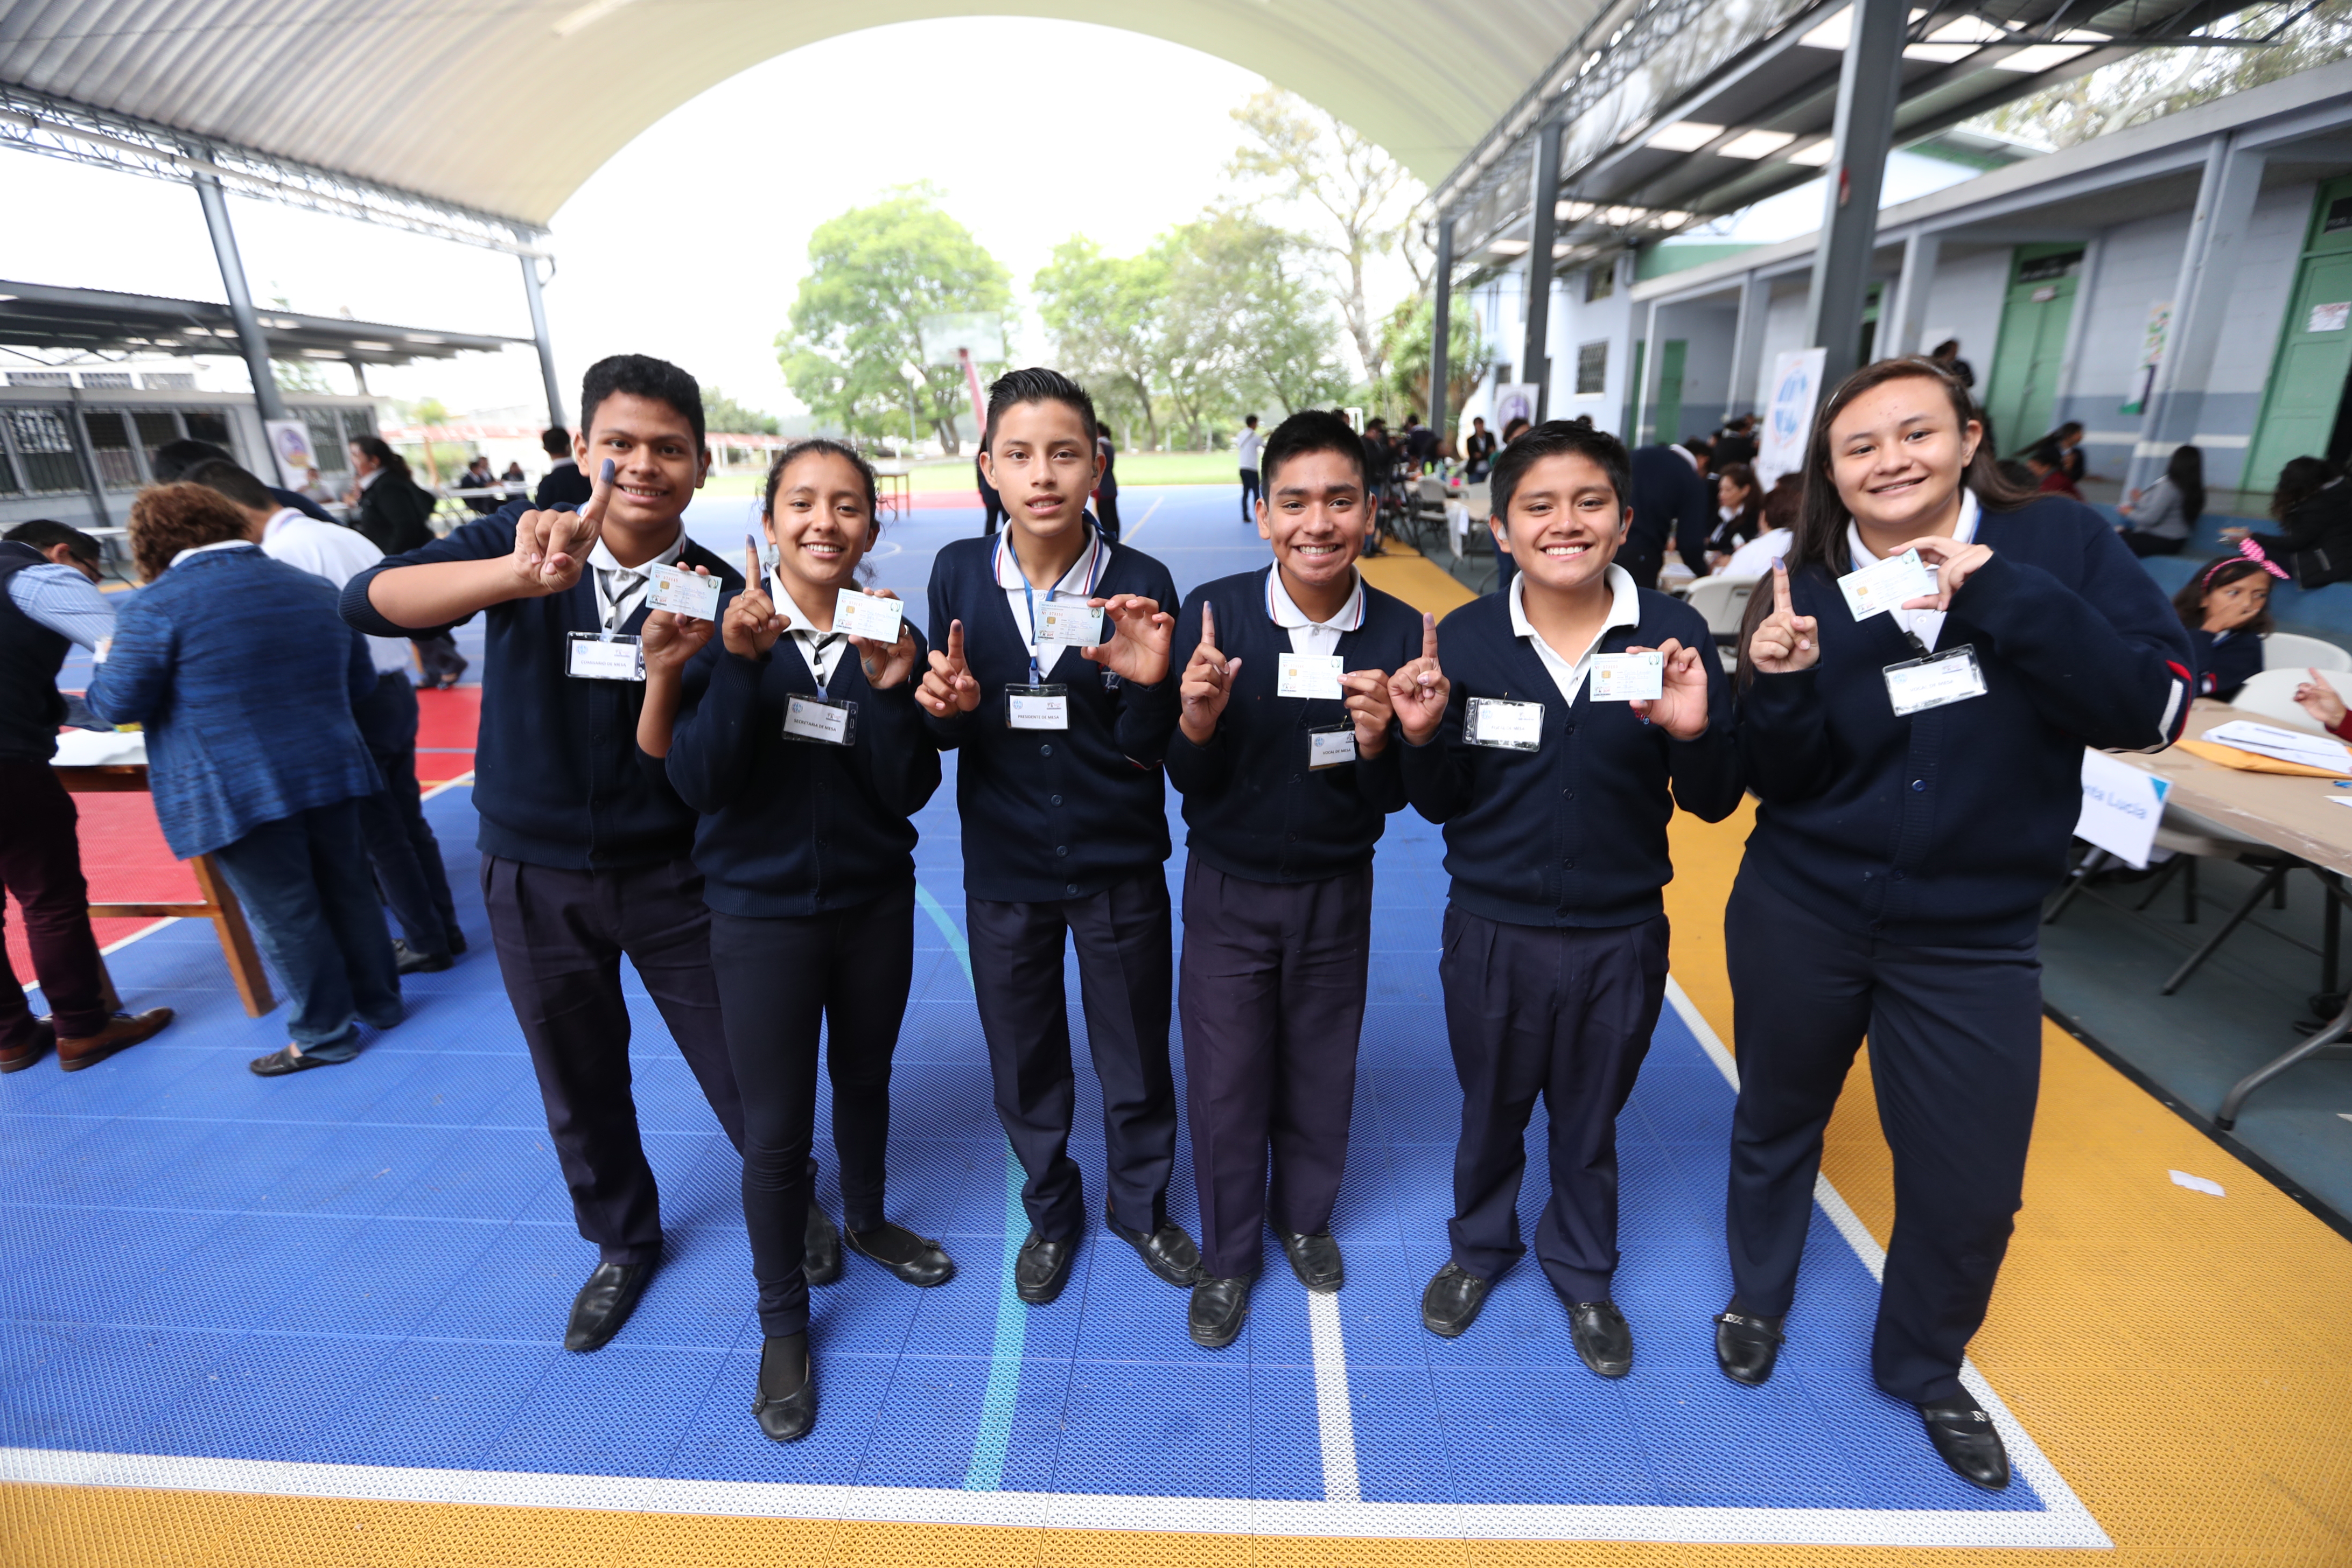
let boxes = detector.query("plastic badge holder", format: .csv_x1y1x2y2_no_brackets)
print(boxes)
782,694,857,745
1308,722,1357,769
1006,683,1069,730
1884,644,1987,716
1465,696,1543,750
565,632,644,681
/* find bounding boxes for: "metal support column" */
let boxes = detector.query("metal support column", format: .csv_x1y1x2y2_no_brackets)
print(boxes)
190,166,287,424
1430,215,1455,450
1726,272,1770,421
1521,121,1563,422
2130,134,2266,493
64,386,111,530
518,248,567,430
1803,0,1905,387
1636,298,1665,446
1886,229,1943,359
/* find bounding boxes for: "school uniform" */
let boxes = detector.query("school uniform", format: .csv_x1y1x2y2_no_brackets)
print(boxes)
1403,568,1740,1303
1165,568,1422,1281
660,587,940,1340
1728,492,2192,1406
923,524,1184,1243
342,499,749,1269
2187,626,2262,701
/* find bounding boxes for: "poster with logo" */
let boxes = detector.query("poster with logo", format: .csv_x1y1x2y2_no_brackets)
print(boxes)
1753,348,1825,491
1489,383,1539,435
264,419,319,491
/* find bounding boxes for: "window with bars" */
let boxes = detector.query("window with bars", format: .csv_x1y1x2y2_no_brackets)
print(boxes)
183,409,233,447
1577,341,1609,396
2,407,87,495
135,411,180,477
298,407,350,474
83,410,141,488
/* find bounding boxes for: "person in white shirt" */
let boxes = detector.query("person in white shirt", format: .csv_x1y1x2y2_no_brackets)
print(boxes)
1236,414,1263,525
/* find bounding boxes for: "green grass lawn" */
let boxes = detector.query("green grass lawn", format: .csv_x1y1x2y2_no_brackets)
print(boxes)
702,450,1242,497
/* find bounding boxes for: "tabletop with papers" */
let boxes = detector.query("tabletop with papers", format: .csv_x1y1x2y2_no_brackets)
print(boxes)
2127,703,2352,876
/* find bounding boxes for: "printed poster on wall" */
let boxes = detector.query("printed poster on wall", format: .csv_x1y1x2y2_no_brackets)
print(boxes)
1754,348,1825,491
263,419,320,491
1489,383,1539,435
2122,300,2171,415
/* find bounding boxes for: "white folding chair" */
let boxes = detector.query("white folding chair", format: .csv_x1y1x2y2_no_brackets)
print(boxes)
1684,574,1760,668
2261,631,2352,674
2228,667,2330,732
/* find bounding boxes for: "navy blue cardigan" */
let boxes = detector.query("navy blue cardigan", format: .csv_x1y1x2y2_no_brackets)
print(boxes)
341,500,742,871
1402,587,1741,928
2187,626,2263,701
659,603,940,919
921,533,1181,902
1739,495,2194,946
1165,571,1421,883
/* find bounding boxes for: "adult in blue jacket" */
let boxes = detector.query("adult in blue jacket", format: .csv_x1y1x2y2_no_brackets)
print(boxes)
87,484,398,1073
1724,359,2193,1492
1625,441,1714,589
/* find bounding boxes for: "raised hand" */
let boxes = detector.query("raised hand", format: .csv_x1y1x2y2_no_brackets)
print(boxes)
1178,602,1240,745
506,458,615,596
641,564,716,677
850,587,920,690
1627,638,1709,740
2295,667,2348,733
1898,533,1994,613
1749,561,1819,675
1084,592,1174,687
918,619,982,716
721,542,786,659
1342,667,1395,755
1389,612,1450,745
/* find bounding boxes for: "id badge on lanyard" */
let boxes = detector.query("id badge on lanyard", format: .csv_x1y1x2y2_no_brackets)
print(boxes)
1007,683,1069,730
1465,696,1544,751
783,694,857,745
1308,721,1356,769
1883,638,1987,716
565,631,643,681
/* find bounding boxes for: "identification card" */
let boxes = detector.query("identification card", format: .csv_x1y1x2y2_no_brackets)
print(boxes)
1589,651,1663,702
1839,549,1938,621
1037,600,1105,647
834,587,904,643
1006,683,1069,730
782,694,857,746
1883,643,1987,716
646,564,720,620
565,632,643,681
1465,696,1544,750
1308,722,1357,770
1277,653,1346,701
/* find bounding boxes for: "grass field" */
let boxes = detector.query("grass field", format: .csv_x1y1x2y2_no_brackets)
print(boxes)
702,449,1241,497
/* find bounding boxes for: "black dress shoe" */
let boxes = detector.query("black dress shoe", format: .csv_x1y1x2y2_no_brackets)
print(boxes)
1188,1276,1251,1348
1567,1300,1634,1378
447,930,468,956
1714,1305,1786,1386
1420,1261,1493,1338
564,1260,653,1352
804,1202,842,1287
1920,1396,2010,1491
1280,1231,1345,1293
752,1333,816,1443
392,940,452,976
1014,1230,1077,1305
845,1221,955,1287
1104,1206,1202,1287
247,1044,334,1077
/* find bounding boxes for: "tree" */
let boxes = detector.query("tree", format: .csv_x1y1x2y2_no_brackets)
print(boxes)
701,387,780,436
1380,292,1495,433
776,187,1011,454
1161,210,1350,427
1034,237,1168,449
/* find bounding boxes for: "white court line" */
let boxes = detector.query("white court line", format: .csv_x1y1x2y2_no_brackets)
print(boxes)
1305,1291,1360,1504
1112,491,1165,546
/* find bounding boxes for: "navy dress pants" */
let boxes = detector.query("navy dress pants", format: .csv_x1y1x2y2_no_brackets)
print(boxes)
211,799,402,1060
1723,871,2043,1406
352,670,457,957
967,870,1176,1242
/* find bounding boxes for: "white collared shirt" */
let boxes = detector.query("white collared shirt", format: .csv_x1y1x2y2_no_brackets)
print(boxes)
772,571,852,692
586,526,687,632
1237,429,1263,469
258,507,409,675
1509,563,1642,705
1847,488,1979,652
169,538,257,569
993,526,1110,670
1265,564,1364,657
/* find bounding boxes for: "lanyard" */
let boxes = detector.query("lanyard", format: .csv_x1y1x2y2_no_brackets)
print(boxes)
587,529,683,638
999,527,1104,682
770,568,848,700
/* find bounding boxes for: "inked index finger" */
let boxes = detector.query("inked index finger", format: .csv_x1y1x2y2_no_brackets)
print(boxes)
1421,611,1439,661
1201,602,1217,649
578,457,617,526
744,539,762,584
947,619,965,668
1772,559,1793,615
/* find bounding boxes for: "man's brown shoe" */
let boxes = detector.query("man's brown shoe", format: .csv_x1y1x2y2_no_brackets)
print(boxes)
57,1009,173,1072
2,1019,54,1073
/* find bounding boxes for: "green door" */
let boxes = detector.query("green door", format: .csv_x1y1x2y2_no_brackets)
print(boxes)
2244,179,2352,493
1983,244,2083,456
1657,339,1687,443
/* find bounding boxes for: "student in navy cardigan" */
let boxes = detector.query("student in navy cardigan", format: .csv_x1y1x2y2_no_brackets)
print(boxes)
343,355,755,1359
1724,360,2192,1493
2173,551,2277,700
1165,410,1423,1347
915,368,1194,1311
1394,421,1739,1378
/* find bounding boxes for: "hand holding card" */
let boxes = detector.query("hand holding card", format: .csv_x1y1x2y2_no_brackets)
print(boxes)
835,587,905,643
647,563,721,620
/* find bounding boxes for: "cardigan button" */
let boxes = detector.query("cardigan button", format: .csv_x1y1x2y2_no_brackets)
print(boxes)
1055,845,1068,857
1564,859,1577,871
1562,789,1575,801
1040,744,1053,757
1050,794,1062,806
1910,778,1926,791
1065,884,1079,896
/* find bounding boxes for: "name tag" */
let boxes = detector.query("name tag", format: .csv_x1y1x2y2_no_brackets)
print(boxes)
1007,683,1069,730
646,564,719,619
1884,644,1987,716
565,632,643,681
834,587,904,643
1589,651,1662,702
1465,696,1544,750
1839,549,1937,621
1308,722,1356,770
1278,653,1346,700
1037,600,1104,647
782,694,856,745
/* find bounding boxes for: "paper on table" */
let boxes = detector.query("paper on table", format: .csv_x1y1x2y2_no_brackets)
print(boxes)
50,729,147,767
2201,719,2352,771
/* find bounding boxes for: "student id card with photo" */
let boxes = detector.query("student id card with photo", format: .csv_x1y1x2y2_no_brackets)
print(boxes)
833,588,904,643
1277,653,1345,701
1839,549,1937,621
1588,650,1663,702
646,564,720,620
1036,600,1104,647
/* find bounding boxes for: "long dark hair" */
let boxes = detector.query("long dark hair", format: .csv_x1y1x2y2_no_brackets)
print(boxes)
1715,461,1762,542
2272,455,2337,521
2165,444,2206,525
2172,556,2276,637
761,437,881,583
350,434,412,487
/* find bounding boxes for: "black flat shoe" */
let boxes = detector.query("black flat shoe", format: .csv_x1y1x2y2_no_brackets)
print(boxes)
753,1334,816,1443
392,940,452,976
1714,1305,1786,1386
1920,1396,2010,1491
447,930,468,956
1280,1231,1344,1293
1568,1299,1634,1379
247,1045,334,1077
1015,1230,1077,1305
804,1202,842,1288
1104,1206,1202,1287
845,1221,955,1287
1420,1261,1493,1338
1188,1276,1251,1348
564,1259,653,1352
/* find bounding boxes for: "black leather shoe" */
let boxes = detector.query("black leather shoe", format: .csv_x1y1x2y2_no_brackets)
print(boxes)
1420,1261,1493,1338
1104,1206,1202,1287
1280,1231,1345,1293
1714,1306,1786,1386
447,930,468,956
1188,1276,1251,1348
845,1221,955,1287
392,940,452,976
564,1260,653,1352
804,1202,842,1288
1568,1300,1634,1378
1920,1397,2010,1491
247,1044,334,1077
752,1333,816,1443
1014,1230,1077,1305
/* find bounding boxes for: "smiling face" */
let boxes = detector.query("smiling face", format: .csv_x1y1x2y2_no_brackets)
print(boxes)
574,390,709,540
981,398,1101,549
1491,451,1628,596
2203,570,2270,633
1825,374,1980,537
1258,447,1368,597
764,450,876,606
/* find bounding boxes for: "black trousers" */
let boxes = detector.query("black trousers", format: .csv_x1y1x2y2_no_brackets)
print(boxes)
481,855,747,1266
968,870,1176,1241
353,670,457,956
1179,860,1370,1279
710,884,913,1338
1440,906,1668,1303
1238,467,1261,522
1095,487,1122,544
2123,531,2185,557
1723,871,2042,1405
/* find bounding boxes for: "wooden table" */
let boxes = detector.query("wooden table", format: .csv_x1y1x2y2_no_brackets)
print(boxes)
52,763,275,1018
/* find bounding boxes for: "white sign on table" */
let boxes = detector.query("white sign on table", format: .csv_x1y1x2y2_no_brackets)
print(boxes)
2076,748,2171,869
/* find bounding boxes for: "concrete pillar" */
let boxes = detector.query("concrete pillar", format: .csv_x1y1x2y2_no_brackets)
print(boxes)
190,167,288,424
518,248,567,430
1886,230,1943,359
1803,0,1905,387
1521,121,1563,422
2131,134,2266,492
1636,298,1665,447
1431,215,1455,448
1727,272,1770,419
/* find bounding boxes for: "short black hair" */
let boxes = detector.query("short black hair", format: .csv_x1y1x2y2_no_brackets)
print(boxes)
1490,419,1631,521
184,458,278,513
579,354,705,450
150,439,236,484
1245,414,1259,426
4,518,99,563
542,426,571,459
984,367,1097,453
1261,409,1369,495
